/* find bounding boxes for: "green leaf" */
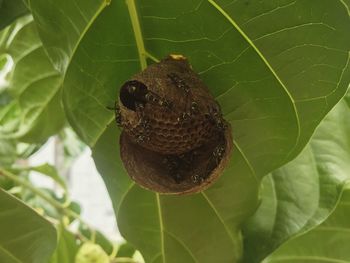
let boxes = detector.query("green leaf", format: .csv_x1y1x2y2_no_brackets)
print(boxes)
29,163,67,191
75,243,109,263
116,243,136,258
22,187,79,221
58,127,86,169
0,139,16,167
243,100,350,262
264,184,350,263
0,0,29,31
31,0,350,168
0,16,65,143
49,226,80,263
79,225,114,255
0,54,7,70
93,124,254,262
28,0,109,73
29,1,350,262
0,188,57,263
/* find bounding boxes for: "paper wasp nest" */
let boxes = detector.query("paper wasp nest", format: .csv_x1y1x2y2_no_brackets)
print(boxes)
117,55,232,194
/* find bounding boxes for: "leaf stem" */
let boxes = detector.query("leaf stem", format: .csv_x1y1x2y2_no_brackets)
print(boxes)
0,168,96,240
126,0,147,70
144,51,160,63
112,258,137,263
1,168,63,208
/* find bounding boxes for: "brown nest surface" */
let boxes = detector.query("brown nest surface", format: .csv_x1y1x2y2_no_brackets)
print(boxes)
116,55,233,194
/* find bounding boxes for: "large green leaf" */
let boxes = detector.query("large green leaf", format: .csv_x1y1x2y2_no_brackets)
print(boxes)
0,0,29,31
0,187,57,263
79,227,114,256
243,100,350,262
0,139,16,167
29,0,110,73
0,16,64,143
29,163,67,191
264,184,350,263
29,1,350,262
31,0,350,170
49,226,80,263
0,91,16,166
93,123,257,262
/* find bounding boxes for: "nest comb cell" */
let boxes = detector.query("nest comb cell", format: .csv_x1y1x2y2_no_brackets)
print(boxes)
115,55,233,195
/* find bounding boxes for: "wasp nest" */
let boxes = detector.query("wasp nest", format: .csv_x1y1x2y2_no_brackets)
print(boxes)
116,55,232,194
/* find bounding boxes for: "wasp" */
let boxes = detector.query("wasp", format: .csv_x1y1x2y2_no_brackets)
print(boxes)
163,155,183,183
121,80,173,111
177,101,200,123
167,73,198,122
135,134,150,144
179,150,198,167
205,104,227,132
106,102,123,127
201,140,226,182
133,102,151,144
163,150,198,183
167,73,190,93
191,174,204,184
212,144,225,165
167,73,199,123
144,91,172,110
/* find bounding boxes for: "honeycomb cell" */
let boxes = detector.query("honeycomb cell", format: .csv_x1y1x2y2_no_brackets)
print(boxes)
117,55,232,194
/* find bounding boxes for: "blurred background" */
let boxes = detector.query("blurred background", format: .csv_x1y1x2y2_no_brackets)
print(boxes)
29,136,122,242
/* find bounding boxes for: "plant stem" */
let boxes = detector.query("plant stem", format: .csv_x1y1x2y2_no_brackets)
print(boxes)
1,168,63,208
144,51,160,63
0,168,96,240
112,258,138,263
126,0,147,70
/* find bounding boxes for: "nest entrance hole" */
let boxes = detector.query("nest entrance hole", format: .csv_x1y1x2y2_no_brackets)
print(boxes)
120,80,148,111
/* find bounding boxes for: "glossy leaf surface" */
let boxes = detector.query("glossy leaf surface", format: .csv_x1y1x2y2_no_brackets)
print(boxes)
0,17,64,143
264,185,350,263
29,1,350,262
0,188,57,263
244,100,350,262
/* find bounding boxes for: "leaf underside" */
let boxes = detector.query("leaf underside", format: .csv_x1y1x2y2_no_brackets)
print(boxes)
243,100,350,262
0,17,65,143
29,0,350,262
265,186,350,263
0,188,57,263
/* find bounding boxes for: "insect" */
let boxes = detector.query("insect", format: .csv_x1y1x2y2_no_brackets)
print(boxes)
204,141,226,177
135,134,150,144
167,73,200,123
179,150,198,167
121,80,173,111
191,174,204,184
212,144,225,165
144,92,173,109
167,73,190,93
118,56,232,194
163,150,198,183
106,103,123,127
163,155,183,183
177,100,200,123
134,105,151,144
205,104,227,132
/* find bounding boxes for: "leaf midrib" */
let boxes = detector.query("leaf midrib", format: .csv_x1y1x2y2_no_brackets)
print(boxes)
207,0,301,153
0,246,22,263
59,1,108,78
266,255,349,263
339,0,350,16
119,1,256,261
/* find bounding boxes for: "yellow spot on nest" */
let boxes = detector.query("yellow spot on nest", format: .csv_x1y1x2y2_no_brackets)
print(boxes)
170,54,187,60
